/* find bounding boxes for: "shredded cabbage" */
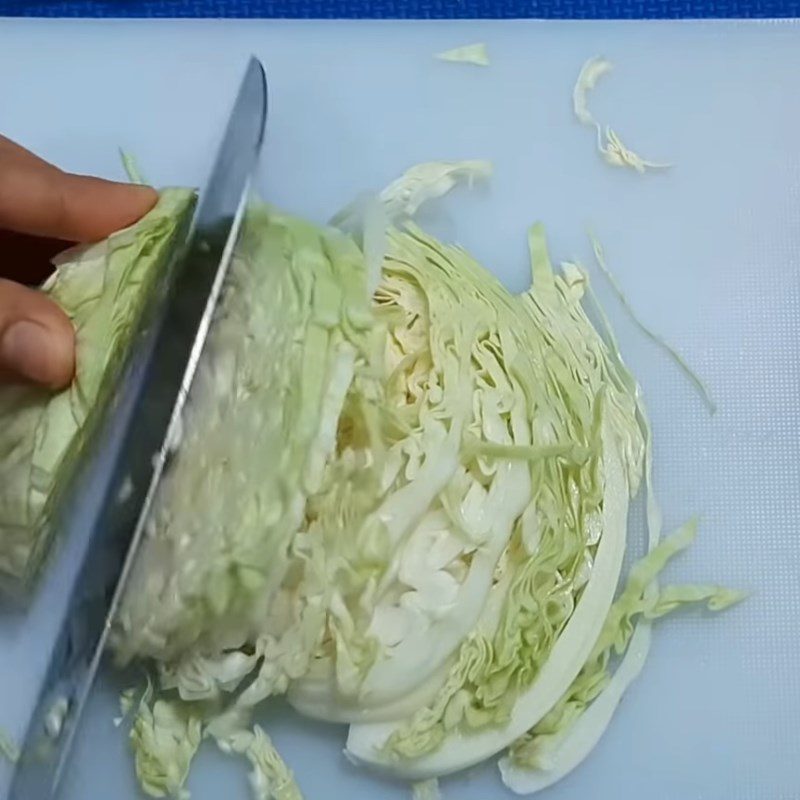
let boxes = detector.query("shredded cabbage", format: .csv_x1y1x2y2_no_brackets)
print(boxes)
44,696,69,740
435,43,490,66
114,686,138,728
120,148,146,184
573,57,669,173
379,160,492,219
211,724,303,800
573,56,613,127
130,697,202,799
588,235,716,413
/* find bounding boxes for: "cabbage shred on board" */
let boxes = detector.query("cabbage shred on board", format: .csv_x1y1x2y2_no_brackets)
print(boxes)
0,162,741,797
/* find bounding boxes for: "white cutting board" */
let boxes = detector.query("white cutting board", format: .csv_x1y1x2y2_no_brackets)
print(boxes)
0,17,799,800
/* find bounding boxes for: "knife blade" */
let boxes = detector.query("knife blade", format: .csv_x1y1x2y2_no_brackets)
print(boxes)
9,56,267,800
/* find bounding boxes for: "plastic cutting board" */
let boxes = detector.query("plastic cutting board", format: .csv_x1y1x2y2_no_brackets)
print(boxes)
0,17,798,800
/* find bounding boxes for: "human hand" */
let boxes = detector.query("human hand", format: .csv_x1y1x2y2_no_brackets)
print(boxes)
0,135,157,389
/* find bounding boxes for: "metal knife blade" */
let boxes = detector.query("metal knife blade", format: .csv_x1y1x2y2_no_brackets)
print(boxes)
9,56,267,800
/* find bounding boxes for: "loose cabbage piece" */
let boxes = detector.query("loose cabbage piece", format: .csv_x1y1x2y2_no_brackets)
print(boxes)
600,127,670,173
211,724,303,800
500,519,745,794
113,204,372,672
573,56,613,126
588,235,716,413
44,697,69,740
573,56,669,173
379,161,492,219
114,687,138,728
0,188,194,584
435,43,490,66
0,728,19,764
130,698,202,799
411,778,441,799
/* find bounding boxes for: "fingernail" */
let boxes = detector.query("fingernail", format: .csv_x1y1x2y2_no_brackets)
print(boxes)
1,321,64,386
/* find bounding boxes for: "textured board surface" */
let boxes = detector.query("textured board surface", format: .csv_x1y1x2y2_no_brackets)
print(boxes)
0,18,799,800
4,0,800,19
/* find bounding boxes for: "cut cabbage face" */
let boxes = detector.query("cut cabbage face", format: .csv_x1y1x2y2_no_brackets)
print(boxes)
0,188,194,585
209,725,302,800
289,224,548,721
338,225,645,778
113,205,372,670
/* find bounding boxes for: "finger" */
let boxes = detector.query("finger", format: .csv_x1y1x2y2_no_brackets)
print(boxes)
0,278,74,389
0,135,52,169
0,137,158,242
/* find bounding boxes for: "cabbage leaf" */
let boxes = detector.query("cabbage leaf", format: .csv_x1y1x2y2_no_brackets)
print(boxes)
0,188,194,584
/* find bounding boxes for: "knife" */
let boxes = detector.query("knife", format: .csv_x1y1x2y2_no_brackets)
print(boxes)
9,56,267,800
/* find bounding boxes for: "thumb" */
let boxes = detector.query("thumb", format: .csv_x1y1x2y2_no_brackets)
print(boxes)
0,278,75,389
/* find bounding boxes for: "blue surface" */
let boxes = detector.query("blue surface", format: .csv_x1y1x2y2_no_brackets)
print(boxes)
1,0,799,18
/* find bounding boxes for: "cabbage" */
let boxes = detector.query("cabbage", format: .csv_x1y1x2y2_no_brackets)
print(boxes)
0,728,19,764
573,56,669,173
130,697,202,799
435,43,490,66
499,519,745,793
289,223,547,722
207,724,302,800
1,158,731,797
378,161,492,219
0,188,194,584
411,778,441,800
